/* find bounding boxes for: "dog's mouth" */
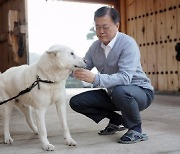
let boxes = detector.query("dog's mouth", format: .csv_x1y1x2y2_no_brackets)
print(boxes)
74,65,85,69
74,59,86,69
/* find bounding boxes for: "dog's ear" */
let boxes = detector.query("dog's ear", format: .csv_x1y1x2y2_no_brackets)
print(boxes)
46,50,57,57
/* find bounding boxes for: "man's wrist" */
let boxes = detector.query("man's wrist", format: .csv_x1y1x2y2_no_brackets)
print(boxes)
92,74,100,87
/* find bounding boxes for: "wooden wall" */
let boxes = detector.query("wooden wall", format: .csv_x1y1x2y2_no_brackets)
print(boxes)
0,0,28,73
125,0,180,91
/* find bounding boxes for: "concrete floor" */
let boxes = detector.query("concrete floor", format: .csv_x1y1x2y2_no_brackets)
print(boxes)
0,88,180,154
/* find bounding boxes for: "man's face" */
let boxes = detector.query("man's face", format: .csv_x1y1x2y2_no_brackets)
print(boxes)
95,14,119,45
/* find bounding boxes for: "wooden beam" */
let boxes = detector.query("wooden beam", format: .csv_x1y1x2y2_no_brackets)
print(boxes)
47,0,118,7
50,0,117,5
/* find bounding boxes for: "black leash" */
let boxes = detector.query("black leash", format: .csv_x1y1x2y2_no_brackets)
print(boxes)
0,75,54,105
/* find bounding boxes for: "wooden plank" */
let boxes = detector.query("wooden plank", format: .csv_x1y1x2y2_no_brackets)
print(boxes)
8,10,19,64
8,10,19,32
0,4,2,34
1,0,9,72
0,33,8,42
145,0,157,90
136,0,148,74
165,0,179,91
126,0,136,38
16,0,28,65
0,0,6,6
155,0,168,91
7,0,14,70
24,0,29,64
176,0,180,91
119,0,126,33
0,5,2,72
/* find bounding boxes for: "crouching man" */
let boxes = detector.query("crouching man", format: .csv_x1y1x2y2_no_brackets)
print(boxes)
70,6,154,144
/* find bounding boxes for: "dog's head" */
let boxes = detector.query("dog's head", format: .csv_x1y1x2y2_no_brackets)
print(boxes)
45,44,86,70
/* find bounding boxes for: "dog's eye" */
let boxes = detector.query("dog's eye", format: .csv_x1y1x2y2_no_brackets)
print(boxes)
71,52,74,56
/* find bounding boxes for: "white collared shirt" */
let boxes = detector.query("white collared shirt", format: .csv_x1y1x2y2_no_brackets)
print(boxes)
101,32,118,58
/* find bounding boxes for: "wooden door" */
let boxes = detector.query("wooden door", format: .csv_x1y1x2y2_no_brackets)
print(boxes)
0,0,28,73
125,0,180,91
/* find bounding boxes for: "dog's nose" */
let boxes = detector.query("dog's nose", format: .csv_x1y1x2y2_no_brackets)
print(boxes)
83,58,87,63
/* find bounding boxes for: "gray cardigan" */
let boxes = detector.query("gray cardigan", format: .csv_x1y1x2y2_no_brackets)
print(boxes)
85,32,153,92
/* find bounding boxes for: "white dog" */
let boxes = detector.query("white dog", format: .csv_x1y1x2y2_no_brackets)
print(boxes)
0,45,85,151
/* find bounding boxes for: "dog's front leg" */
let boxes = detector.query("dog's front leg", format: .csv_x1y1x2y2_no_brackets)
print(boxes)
34,108,55,151
2,103,14,144
55,100,77,146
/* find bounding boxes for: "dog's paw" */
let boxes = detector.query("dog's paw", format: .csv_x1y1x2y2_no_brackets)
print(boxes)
4,137,13,144
42,143,55,151
33,128,38,135
66,138,77,146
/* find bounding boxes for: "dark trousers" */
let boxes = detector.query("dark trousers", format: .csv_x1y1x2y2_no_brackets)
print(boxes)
70,85,154,129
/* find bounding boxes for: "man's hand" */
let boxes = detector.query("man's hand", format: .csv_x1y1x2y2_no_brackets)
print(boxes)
73,68,95,83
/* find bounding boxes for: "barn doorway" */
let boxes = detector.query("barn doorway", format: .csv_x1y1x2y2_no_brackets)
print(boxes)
27,0,108,64
27,0,109,87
